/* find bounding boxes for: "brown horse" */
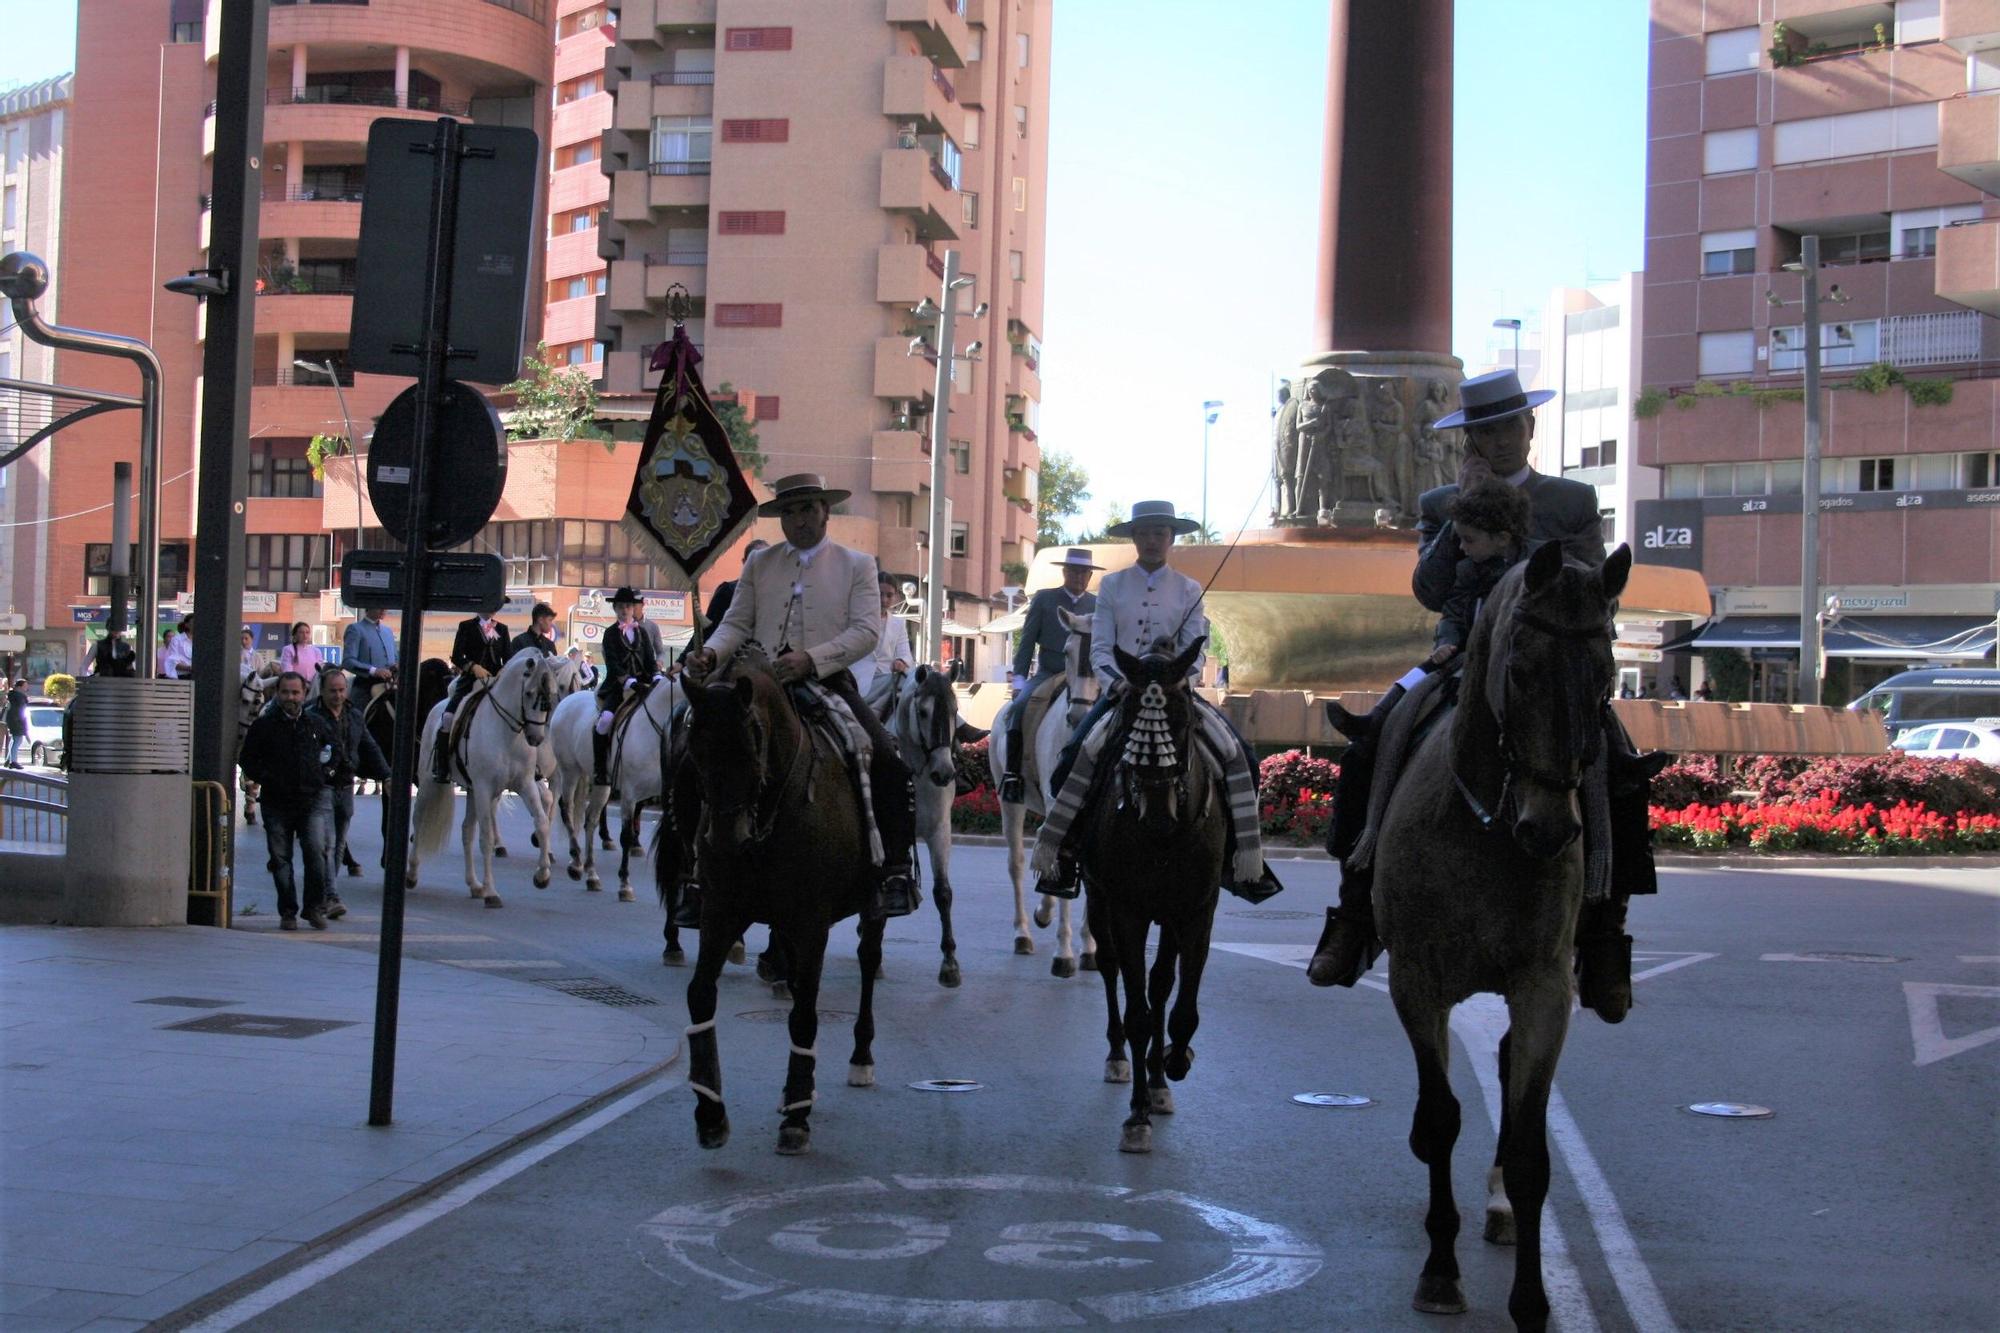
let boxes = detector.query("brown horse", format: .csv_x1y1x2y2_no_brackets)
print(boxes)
1372,539,1630,1331
1078,639,1228,1154
667,648,885,1156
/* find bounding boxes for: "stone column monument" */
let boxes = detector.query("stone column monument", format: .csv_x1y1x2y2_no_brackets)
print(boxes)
1273,0,1464,528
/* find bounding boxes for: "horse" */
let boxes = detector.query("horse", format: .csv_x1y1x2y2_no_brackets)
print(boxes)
1371,539,1630,1331
406,648,557,907
664,647,886,1156
887,664,964,988
991,606,1099,974
548,671,682,903
520,653,593,862
1075,639,1227,1153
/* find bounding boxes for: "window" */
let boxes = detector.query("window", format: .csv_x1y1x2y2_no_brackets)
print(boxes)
949,440,970,474
244,535,331,596
1579,439,1617,469
480,519,555,586
1009,249,1024,281
1703,127,1758,174
1599,508,1617,544
1772,105,1936,165
721,118,789,144
1898,0,1943,45
650,116,712,170
1705,26,1759,74
559,519,669,590
566,277,589,299
1016,33,1030,67
2,186,15,234
962,192,979,227
715,303,783,328
1697,330,1754,376
172,20,201,42
561,141,596,167
754,395,780,420
719,210,785,235
1014,105,1028,139
1770,318,1880,371
1771,460,1804,494
967,30,982,61
1817,230,1891,264
1701,228,1755,276
1011,176,1027,211
248,439,320,499
725,27,793,51
1892,204,1981,257
1962,451,1998,489
1911,453,1956,490
963,109,980,148
949,522,970,557
566,344,588,366
1664,464,1700,499
1859,458,1897,491
86,543,189,599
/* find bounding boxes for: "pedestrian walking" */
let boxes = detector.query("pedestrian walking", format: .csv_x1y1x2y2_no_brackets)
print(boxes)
3,679,27,769
237,671,340,930
89,628,136,678
310,670,389,905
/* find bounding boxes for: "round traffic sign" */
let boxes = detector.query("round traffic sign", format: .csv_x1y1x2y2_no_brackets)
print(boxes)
367,379,506,549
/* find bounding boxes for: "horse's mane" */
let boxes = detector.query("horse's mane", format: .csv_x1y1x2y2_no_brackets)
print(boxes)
1460,552,1610,769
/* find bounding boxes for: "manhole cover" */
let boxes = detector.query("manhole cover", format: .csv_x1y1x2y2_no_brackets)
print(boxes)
1226,909,1319,921
1797,951,1904,964
735,1009,856,1024
160,1014,357,1040
530,977,660,1007
908,1079,984,1092
136,996,240,1009
1292,1092,1373,1108
1686,1102,1774,1119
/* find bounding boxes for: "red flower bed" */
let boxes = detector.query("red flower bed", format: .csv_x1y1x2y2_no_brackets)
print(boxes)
952,783,1003,835
1651,791,2000,855
1652,752,2000,817
1258,750,1342,843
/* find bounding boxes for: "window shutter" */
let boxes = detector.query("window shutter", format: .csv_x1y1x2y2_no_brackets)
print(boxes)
719,210,787,235
724,27,793,51
714,303,783,328
722,118,790,143
755,395,781,420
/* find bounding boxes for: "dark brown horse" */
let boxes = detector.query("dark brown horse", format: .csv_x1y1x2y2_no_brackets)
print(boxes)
1372,539,1630,1331
664,648,885,1156
1078,639,1228,1154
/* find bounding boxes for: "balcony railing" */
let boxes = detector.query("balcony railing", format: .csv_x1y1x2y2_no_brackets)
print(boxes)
257,273,358,296
272,0,369,7
931,66,956,102
1880,310,1983,367
250,366,356,386
651,70,716,85
647,160,713,175
267,184,365,203
928,156,956,191
644,250,708,266
925,249,945,278
268,87,473,117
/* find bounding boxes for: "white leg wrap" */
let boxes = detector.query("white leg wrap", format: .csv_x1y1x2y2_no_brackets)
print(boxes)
685,1019,716,1036
789,1045,818,1059
778,1093,818,1113
688,1081,723,1103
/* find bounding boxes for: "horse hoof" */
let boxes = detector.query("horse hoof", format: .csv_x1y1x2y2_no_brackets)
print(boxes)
484,894,504,909
1079,952,1098,972
729,940,748,967
494,845,508,858
771,981,792,1002
1119,1123,1152,1154
1051,957,1077,979
467,884,484,898
1164,1044,1195,1082
1013,936,1034,956
663,946,686,967
696,1118,730,1151
848,1064,875,1088
1033,903,1053,929
1412,1275,1467,1315
586,880,602,892
1484,1207,1517,1247
244,812,257,826
600,838,615,852
938,959,961,989
618,886,635,903
776,1125,811,1156
533,870,551,889
1149,1087,1176,1115
754,953,776,981
566,866,582,882
1105,1059,1132,1084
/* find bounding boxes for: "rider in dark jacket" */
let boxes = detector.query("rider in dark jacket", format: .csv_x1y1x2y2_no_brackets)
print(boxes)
593,587,659,786
432,602,511,782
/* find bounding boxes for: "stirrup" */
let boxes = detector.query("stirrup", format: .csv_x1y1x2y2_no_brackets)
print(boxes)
1227,863,1285,904
670,881,703,930
999,773,1025,803
1035,857,1080,901
870,867,920,920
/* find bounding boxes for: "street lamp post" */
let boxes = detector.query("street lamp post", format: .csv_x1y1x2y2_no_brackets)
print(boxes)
294,357,363,562
1796,235,1825,705
1201,400,1222,537
1492,316,1522,371
912,255,985,665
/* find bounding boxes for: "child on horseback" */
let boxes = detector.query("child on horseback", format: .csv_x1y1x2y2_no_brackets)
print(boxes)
593,587,659,787
432,597,511,783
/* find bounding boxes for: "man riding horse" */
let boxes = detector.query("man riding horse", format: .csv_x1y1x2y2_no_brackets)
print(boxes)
1033,500,1282,904
683,472,920,921
593,587,658,787
1310,368,1660,1021
431,597,511,783
997,547,1099,803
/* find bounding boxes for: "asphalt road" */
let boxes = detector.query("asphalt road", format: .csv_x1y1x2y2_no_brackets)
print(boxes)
194,793,1999,1332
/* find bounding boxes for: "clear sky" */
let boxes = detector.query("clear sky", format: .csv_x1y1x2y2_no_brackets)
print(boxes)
1,0,1647,542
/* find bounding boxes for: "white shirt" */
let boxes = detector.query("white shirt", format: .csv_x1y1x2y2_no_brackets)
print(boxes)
854,612,912,695
164,632,195,679
1089,562,1206,690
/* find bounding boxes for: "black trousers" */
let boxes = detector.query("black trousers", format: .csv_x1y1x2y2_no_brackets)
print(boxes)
822,671,915,871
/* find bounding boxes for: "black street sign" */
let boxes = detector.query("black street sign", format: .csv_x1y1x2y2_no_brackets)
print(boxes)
339,550,504,614
366,379,506,550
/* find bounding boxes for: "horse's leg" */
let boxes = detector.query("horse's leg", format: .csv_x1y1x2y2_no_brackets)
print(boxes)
1051,895,1077,979
775,924,831,1155
849,915,886,1087
1112,909,1154,1153
476,789,502,908
1144,922,1177,1116
1389,972,1465,1315
616,799,638,902
1163,901,1213,1083
930,814,960,989
460,785,482,897
1088,895,1129,1083
582,782,607,890
686,903,751,1150
527,777,553,891
1079,912,1099,972
597,801,614,851
1004,800,1033,956
1499,984,1570,1333
1486,1030,1517,1246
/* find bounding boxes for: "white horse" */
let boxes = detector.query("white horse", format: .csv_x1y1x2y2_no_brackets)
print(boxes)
888,665,965,988
548,672,682,902
990,608,1099,976
407,648,556,907
516,654,591,859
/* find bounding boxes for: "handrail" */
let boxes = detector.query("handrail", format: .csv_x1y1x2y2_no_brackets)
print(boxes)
0,769,68,848
267,184,365,203
268,87,473,116
650,70,716,86
647,160,712,176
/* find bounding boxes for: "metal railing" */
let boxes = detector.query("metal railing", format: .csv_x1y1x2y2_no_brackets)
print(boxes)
268,184,365,203
647,160,713,175
268,87,473,117
0,770,68,849
250,365,355,386
643,249,708,266
258,274,358,296
651,70,716,85
272,0,371,7
932,65,956,102
1880,310,1984,367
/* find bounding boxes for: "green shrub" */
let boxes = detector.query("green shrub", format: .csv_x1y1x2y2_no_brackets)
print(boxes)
1851,362,1904,395
1633,389,1666,419
1905,378,1954,407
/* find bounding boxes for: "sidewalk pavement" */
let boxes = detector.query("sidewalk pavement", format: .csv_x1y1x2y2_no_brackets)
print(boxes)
0,921,679,1332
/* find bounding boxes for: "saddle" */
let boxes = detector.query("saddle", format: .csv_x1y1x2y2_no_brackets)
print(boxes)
1347,661,1460,872
1013,673,1070,799
443,679,494,776
605,682,659,789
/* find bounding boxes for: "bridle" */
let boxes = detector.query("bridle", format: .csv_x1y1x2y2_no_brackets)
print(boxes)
484,660,553,741
694,679,811,850
1453,604,1611,834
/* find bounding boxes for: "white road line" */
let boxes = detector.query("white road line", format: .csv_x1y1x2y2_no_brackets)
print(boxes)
1902,982,2000,1066
182,1074,678,1332
1632,952,1717,981
1960,956,2000,963
441,959,566,970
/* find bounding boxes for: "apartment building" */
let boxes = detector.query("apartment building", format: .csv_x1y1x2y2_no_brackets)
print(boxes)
1534,275,1656,552
1,75,70,683
1639,0,2000,702
594,0,1051,651
545,0,615,367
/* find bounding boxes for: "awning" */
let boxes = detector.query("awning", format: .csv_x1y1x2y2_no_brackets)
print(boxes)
980,608,1027,636
1664,615,1996,660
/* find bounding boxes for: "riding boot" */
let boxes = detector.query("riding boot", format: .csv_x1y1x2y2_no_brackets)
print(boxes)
868,769,920,921
592,730,611,788
1575,895,1633,1023
429,717,453,785
1308,732,1381,988
1000,717,1027,803
1035,853,1080,901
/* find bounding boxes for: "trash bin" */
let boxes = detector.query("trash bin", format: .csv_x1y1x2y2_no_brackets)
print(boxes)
62,677,193,927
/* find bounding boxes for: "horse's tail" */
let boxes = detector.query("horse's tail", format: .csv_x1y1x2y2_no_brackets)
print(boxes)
411,770,455,857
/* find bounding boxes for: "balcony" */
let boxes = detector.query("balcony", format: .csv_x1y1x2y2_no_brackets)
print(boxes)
870,429,931,496
260,189,364,243
879,147,960,241
612,162,711,218
607,252,707,310
886,0,969,69
876,241,944,305
1937,92,2000,194
1943,0,2000,53
264,91,472,148
874,335,938,401
619,0,717,40
1936,216,2000,314
882,53,956,133
616,74,712,128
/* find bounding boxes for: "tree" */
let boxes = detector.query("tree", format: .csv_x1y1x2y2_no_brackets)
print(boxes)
305,433,348,482
1178,511,1220,544
710,382,766,477
501,342,607,444
1035,447,1090,547
1071,502,1128,544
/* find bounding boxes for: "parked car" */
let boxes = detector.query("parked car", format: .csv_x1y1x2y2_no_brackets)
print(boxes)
1888,721,2000,762
1848,668,2000,743
22,704,64,768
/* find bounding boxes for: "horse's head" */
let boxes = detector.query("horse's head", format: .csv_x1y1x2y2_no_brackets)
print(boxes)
1059,607,1093,680
1109,637,1206,830
505,648,556,746
899,664,959,788
685,648,785,850
1470,541,1630,859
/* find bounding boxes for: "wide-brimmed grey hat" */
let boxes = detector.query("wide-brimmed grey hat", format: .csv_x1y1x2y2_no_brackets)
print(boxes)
1055,547,1101,570
1106,500,1201,539
757,472,852,516
1429,368,1555,430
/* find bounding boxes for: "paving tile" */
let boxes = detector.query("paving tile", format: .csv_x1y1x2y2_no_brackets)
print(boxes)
0,1283,60,1315
260,1176,422,1243
0,1257,182,1298
0,1287,127,1333
100,1240,300,1325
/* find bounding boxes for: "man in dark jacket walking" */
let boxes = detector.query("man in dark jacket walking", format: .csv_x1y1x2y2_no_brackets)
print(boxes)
510,602,559,658
4,679,28,769
310,669,389,904
239,671,340,930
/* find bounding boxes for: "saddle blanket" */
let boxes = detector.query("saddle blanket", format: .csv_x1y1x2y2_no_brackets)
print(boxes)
1032,695,1262,885
797,681,885,867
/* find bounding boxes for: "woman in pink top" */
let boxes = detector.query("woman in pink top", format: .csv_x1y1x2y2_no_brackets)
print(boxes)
280,621,323,681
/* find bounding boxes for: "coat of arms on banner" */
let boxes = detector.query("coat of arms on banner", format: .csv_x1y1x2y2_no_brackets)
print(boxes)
621,315,758,593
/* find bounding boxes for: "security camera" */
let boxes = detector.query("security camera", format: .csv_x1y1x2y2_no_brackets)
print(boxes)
901,580,919,598
163,268,230,299
907,335,930,356
971,301,989,319
912,297,938,319
963,340,983,358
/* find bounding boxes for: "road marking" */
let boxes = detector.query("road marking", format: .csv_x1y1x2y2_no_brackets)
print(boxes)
1960,956,2000,963
1902,982,2000,1066
181,1074,679,1332
1760,952,1900,964
441,959,566,970
1633,951,1718,980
